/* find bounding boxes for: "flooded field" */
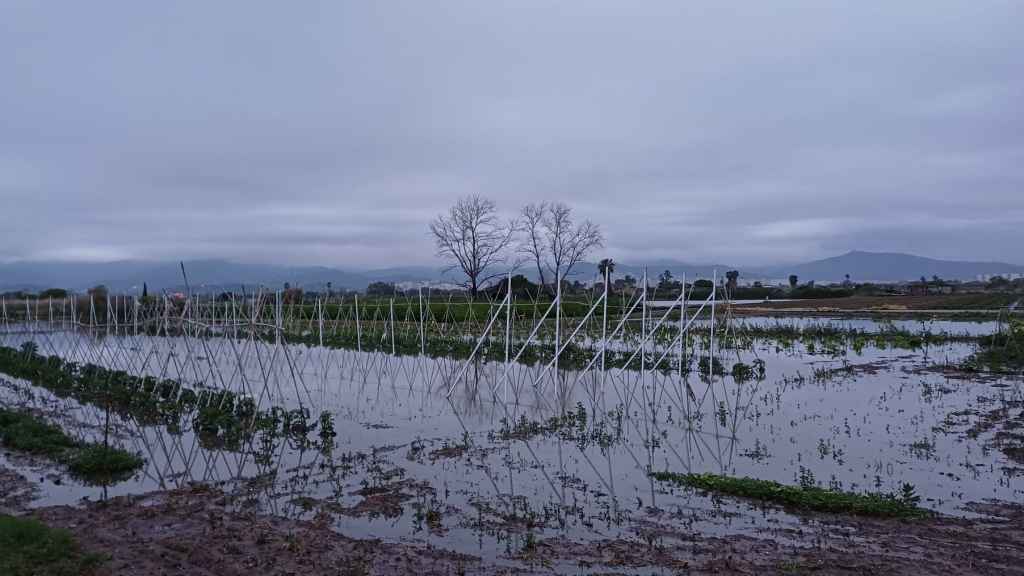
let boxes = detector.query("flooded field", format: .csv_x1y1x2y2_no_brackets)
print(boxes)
1,298,1023,574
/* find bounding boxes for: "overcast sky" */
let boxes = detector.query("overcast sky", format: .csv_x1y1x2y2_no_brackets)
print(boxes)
2,1,1021,268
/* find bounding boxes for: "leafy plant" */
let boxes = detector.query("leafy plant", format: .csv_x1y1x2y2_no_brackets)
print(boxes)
651,471,929,518
0,408,144,486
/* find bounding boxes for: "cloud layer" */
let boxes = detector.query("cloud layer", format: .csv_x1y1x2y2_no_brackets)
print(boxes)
2,1,1021,267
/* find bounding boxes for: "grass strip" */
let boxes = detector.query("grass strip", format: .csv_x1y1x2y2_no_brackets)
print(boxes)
651,471,928,518
0,514,106,576
0,408,143,485
0,344,326,452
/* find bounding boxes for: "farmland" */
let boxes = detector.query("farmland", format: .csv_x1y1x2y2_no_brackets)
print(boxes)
0,291,1022,574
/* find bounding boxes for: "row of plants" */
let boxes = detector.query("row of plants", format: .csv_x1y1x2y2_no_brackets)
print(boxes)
128,300,977,371
132,319,765,383
287,326,727,376
735,322,981,354
288,319,972,367
126,299,633,326
650,471,927,518
0,407,143,486
0,344,336,453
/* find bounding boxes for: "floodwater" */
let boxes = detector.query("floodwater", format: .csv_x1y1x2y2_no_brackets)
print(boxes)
0,316,1021,563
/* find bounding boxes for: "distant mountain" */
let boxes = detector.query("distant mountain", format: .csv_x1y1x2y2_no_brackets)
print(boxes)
2,251,1021,293
0,260,372,293
755,251,1024,283
0,258,736,293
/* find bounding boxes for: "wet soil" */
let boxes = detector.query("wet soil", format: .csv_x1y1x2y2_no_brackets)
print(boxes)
0,463,38,513
519,503,1024,575
32,485,495,576
333,477,434,519
966,400,1024,468
13,481,1024,575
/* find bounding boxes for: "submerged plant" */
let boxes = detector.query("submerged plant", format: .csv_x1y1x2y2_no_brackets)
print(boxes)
962,319,1024,374
491,402,623,451
67,445,144,486
318,411,337,449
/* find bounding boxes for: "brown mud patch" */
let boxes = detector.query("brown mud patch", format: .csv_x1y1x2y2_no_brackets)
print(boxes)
429,443,469,461
0,463,38,513
518,502,1024,575
817,359,894,379
9,480,1024,575
912,363,1021,382
333,477,434,519
281,464,438,521
31,484,493,576
937,399,1024,472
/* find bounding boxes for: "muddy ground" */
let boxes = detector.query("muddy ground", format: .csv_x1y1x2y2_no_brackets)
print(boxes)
6,471,1023,576
0,463,37,513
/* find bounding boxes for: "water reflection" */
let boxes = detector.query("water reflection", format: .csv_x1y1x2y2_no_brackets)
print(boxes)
0,318,1022,559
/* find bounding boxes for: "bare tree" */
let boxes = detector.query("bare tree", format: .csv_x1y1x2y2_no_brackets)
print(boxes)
430,196,516,297
519,202,550,289
519,201,604,295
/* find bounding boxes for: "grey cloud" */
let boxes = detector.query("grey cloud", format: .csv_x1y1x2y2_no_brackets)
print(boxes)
1,0,1021,268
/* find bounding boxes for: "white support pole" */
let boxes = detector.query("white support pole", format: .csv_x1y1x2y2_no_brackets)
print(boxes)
504,272,512,402
680,272,687,373
318,298,324,348
275,291,282,345
601,266,609,379
554,271,561,394
641,268,649,418
641,268,648,373
446,296,507,398
389,298,396,355
418,287,425,355
355,294,362,352
710,270,717,381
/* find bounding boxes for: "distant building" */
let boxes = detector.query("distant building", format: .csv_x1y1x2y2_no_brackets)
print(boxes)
977,273,1024,282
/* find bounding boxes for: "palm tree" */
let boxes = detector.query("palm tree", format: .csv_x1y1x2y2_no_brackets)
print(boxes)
597,258,616,279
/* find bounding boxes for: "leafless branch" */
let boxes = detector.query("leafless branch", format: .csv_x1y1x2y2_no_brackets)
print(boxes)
518,201,603,295
429,195,516,296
